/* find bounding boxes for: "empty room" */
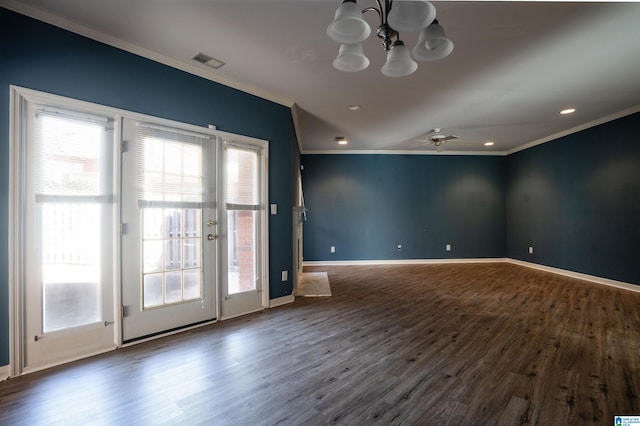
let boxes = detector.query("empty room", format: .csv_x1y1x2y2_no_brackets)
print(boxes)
0,1,639,424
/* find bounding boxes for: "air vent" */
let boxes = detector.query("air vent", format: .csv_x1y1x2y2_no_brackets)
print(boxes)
191,52,225,69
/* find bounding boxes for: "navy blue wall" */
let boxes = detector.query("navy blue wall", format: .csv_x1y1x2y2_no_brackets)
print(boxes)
302,113,639,287
506,113,640,285
0,8,295,365
302,154,506,261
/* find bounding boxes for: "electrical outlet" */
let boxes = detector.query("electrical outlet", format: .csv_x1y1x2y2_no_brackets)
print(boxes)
397,244,402,251
528,246,534,254
330,246,336,253
446,244,451,251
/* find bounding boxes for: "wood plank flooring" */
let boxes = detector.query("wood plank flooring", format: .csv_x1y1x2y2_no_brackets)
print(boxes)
1,263,639,425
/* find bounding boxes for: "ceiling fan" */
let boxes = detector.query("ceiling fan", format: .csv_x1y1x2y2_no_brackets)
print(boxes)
411,128,459,152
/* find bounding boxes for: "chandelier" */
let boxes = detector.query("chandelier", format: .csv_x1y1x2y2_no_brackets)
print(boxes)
327,0,453,77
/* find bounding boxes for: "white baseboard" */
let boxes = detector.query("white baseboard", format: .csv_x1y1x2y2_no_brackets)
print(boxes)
303,258,640,294
303,258,509,267
507,259,640,294
0,364,9,382
269,294,295,308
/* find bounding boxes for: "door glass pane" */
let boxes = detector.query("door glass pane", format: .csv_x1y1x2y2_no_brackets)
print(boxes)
137,129,205,309
224,145,260,296
35,115,103,196
143,274,163,308
227,210,257,295
142,207,202,308
34,113,109,333
42,203,101,332
225,147,258,205
165,271,183,304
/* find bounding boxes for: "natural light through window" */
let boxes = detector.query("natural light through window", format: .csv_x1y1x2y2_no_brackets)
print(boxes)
139,135,204,308
225,146,259,295
36,114,105,332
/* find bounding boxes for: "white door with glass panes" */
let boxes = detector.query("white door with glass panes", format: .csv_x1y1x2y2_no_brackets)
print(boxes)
219,141,266,319
121,119,217,341
21,101,117,371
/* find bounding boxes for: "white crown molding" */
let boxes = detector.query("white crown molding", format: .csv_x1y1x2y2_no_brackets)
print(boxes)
302,102,640,157
1,0,294,108
507,104,640,155
4,1,638,156
300,149,507,156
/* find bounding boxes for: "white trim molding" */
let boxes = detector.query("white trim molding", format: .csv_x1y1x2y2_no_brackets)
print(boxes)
304,258,509,267
269,295,295,308
507,259,640,294
0,365,9,382
506,104,640,155
301,149,507,156
0,0,293,109
304,258,640,294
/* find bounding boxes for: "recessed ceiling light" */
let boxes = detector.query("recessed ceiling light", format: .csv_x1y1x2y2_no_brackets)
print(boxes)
335,136,348,145
348,105,361,111
560,108,576,115
484,141,495,146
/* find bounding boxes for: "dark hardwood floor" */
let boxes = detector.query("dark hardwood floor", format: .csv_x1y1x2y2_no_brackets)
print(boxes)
1,263,639,425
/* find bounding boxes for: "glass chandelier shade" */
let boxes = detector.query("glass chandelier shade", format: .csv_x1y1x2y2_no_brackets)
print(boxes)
381,41,417,77
387,0,436,33
333,44,370,72
326,0,372,44
411,20,454,61
327,0,453,77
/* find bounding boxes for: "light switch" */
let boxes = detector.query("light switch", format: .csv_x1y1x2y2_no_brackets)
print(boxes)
281,270,288,281
270,204,277,215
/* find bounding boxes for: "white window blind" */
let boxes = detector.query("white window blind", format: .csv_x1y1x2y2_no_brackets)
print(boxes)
30,104,114,332
33,106,112,199
224,142,260,210
136,123,209,207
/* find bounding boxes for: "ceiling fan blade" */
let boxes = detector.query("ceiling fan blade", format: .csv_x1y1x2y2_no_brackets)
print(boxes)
443,135,459,141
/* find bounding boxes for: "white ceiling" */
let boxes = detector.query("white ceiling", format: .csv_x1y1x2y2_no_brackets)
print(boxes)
4,0,640,154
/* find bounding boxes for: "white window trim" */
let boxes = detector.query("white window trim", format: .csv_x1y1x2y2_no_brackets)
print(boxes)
8,85,270,376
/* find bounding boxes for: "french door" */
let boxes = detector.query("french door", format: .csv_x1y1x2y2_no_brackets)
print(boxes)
120,119,217,341
20,100,117,371
12,87,269,374
219,141,266,319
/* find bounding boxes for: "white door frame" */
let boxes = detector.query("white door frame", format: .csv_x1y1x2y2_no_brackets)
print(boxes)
218,139,270,320
8,86,122,375
120,118,219,342
292,167,305,295
8,86,270,376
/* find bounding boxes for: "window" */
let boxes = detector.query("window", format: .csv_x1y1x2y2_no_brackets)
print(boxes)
136,125,207,308
225,144,261,294
33,107,114,332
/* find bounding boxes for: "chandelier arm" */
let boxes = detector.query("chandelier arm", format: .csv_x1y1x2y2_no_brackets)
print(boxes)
384,0,392,24
362,6,382,25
